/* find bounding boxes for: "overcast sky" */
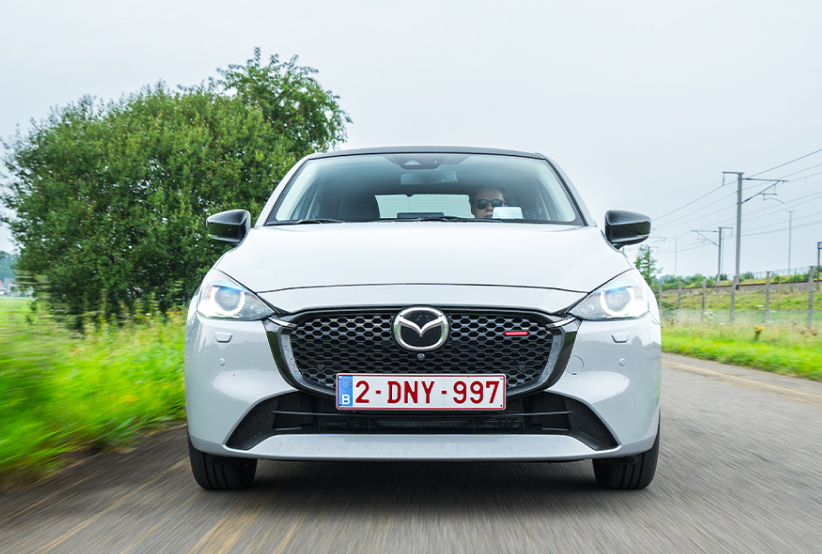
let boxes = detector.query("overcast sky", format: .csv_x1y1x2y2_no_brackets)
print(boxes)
2,0,821,278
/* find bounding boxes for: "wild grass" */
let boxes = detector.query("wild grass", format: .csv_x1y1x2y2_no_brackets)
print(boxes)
662,319,822,380
0,297,185,489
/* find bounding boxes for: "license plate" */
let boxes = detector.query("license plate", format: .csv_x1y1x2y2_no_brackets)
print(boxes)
336,374,506,410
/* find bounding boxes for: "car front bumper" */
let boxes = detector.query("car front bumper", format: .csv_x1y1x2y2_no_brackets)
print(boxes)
185,308,660,462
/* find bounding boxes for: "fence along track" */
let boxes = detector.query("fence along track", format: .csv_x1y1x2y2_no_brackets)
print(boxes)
658,267,818,328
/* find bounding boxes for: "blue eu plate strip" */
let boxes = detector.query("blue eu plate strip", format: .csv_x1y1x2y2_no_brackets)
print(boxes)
337,374,353,407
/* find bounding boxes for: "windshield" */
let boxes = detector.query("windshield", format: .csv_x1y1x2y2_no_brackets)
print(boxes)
268,153,583,224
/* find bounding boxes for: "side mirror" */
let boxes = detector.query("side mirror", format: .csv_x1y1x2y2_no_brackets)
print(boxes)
604,210,651,248
206,209,251,245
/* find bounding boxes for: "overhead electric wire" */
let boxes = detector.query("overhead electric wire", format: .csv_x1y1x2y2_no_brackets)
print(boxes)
653,148,822,229
653,184,725,222
653,202,735,231
657,244,707,256
742,216,822,237
707,188,822,228
742,212,820,231
644,149,822,235
749,147,822,178
740,191,822,223
656,241,711,256
647,229,693,242
652,190,738,230
777,161,822,180
655,173,822,232
722,177,822,221
736,209,822,234
644,148,822,275
651,148,822,230
788,169,822,181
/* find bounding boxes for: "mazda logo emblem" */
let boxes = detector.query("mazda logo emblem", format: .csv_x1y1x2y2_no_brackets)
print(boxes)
393,307,449,352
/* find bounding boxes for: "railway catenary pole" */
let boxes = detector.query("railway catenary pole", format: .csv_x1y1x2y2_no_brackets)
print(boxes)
717,227,723,287
788,211,795,272
730,275,737,323
733,172,743,290
722,171,744,321
691,228,730,288
809,266,814,330
701,279,707,323
722,171,787,296
718,227,731,287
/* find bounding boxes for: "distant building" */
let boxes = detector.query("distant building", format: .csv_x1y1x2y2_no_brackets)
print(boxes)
0,279,7,296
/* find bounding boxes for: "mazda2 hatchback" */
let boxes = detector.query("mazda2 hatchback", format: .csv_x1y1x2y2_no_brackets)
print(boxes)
186,147,661,490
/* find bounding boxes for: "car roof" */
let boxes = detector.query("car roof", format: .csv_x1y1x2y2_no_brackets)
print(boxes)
309,146,545,160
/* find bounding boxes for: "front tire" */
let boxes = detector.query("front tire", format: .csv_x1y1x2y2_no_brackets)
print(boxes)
188,434,257,490
592,423,660,490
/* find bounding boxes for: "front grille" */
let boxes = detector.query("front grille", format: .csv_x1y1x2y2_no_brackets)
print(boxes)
287,312,554,391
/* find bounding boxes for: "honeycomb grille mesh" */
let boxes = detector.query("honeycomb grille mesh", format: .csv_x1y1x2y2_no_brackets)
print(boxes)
288,312,553,390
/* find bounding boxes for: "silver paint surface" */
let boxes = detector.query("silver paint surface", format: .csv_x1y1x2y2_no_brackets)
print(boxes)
216,224,631,313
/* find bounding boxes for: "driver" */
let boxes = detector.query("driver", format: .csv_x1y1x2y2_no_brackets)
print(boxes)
469,187,508,219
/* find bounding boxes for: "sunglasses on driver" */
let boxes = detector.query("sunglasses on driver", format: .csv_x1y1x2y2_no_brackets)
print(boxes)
473,199,507,210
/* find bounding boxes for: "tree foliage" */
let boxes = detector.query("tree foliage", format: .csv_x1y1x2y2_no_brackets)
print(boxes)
1,50,349,317
634,245,659,286
218,48,351,158
659,273,709,286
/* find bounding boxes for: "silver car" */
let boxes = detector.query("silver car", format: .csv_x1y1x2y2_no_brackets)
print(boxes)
185,147,661,490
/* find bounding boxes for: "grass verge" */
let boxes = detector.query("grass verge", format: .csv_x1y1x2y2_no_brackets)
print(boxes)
0,298,185,490
662,323,822,380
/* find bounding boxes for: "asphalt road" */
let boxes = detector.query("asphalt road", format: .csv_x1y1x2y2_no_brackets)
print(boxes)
2,353,821,553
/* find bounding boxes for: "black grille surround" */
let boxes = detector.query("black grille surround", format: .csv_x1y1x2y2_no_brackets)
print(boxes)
226,390,617,452
264,308,579,399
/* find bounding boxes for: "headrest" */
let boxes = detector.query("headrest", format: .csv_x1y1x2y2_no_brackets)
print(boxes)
338,193,380,221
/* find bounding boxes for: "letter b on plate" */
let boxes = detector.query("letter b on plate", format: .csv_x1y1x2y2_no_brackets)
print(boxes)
338,375,353,407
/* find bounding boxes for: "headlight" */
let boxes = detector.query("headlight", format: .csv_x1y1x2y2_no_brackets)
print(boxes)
571,270,658,321
197,270,274,320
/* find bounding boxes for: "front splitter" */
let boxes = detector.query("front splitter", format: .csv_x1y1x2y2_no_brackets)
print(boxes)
190,433,656,462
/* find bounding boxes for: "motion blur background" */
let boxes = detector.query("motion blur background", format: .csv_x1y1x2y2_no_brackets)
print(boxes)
2,0,822,277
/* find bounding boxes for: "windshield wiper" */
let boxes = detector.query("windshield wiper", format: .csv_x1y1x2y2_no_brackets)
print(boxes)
401,215,500,222
268,218,344,226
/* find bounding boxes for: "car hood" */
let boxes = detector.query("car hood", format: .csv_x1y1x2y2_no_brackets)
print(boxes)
214,223,633,313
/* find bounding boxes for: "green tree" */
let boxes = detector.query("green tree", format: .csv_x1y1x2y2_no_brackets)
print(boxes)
634,245,659,286
1,50,350,318
685,273,706,286
218,48,351,157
